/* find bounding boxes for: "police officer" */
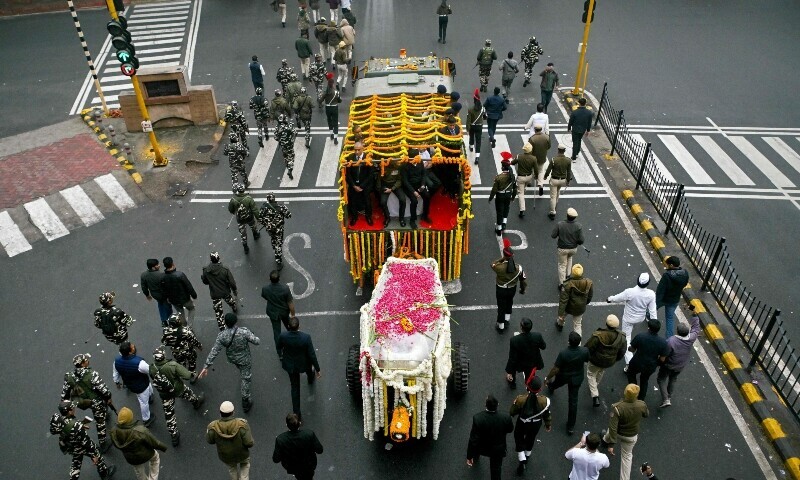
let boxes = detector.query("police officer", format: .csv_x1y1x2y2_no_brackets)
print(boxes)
285,72,304,107
488,154,516,236
544,144,573,220
249,87,270,146
201,251,239,331
228,183,261,254
510,142,539,218
293,86,314,148
161,313,203,372
258,193,292,270
94,292,133,345
199,313,261,413
509,375,552,475
275,114,298,179
225,100,249,154
323,73,341,143
492,239,527,332
276,59,295,92
224,132,249,187
271,89,293,128
346,142,375,226
61,353,115,452
521,37,544,88
476,39,497,92
309,54,327,109
379,158,406,228
149,347,204,446
51,401,117,480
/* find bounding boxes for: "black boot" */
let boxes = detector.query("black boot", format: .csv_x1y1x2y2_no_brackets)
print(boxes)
287,169,294,180
243,243,250,254
516,460,526,475
102,465,117,479
172,432,180,447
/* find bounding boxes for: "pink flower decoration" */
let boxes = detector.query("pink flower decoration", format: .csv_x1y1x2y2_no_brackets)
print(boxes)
373,263,441,341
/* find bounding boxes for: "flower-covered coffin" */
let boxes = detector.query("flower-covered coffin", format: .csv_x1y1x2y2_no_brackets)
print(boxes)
358,257,452,440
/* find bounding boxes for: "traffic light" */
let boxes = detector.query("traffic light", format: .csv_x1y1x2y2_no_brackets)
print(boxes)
582,0,596,23
107,16,139,76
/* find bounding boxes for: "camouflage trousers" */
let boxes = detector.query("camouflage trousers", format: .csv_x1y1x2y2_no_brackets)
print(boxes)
256,118,269,144
314,81,324,107
173,349,198,372
229,156,247,185
69,445,108,480
296,118,312,146
89,398,109,443
234,362,252,401
212,295,237,331
103,328,129,345
280,146,295,171
523,63,535,83
267,226,285,262
237,218,259,247
161,387,200,438
479,66,492,88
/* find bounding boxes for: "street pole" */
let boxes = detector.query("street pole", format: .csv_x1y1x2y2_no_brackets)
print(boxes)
572,0,595,96
581,62,589,97
67,0,108,115
104,0,168,167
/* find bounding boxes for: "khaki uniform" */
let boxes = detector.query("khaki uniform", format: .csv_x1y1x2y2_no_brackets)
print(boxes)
544,153,572,216
510,152,539,213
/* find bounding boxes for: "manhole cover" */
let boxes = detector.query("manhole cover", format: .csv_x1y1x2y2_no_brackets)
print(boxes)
168,182,191,197
196,145,213,153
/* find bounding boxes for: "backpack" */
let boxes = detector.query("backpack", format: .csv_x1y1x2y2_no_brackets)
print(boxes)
58,419,78,454
479,47,494,66
97,309,117,335
230,198,254,223
66,371,96,409
150,364,176,398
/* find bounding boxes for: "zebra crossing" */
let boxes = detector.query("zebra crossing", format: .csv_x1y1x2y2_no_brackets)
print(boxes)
70,0,202,114
191,129,608,203
0,173,142,258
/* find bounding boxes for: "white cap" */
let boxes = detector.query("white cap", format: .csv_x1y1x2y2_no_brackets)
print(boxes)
638,273,650,286
220,401,235,414
567,207,578,218
557,143,566,150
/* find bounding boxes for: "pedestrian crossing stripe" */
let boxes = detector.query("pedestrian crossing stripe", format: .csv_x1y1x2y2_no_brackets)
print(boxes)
60,185,105,227
728,137,794,188
0,211,32,257
280,139,310,188
658,134,715,184
764,137,800,176
315,137,341,187
693,135,754,186
630,134,677,183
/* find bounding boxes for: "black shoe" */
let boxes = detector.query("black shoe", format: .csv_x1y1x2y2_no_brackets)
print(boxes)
103,465,117,480
242,398,253,413
523,79,530,88
243,244,250,254
469,145,474,152
474,159,479,165
244,179,251,188
538,185,544,196
383,217,390,228
143,416,155,428
519,210,525,218
508,380,517,390
438,38,441,43
287,170,294,180
282,22,286,27
491,138,496,148
593,396,600,408
190,372,198,384
99,439,111,453
495,228,502,236
171,432,180,447
516,461,526,475
277,259,284,271
442,40,446,44
558,283,564,291
366,217,373,226
410,220,418,229
349,216,357,226
253,231,261,240
259,141,264,148
194,393,205,410
334,137,339,145
548,213,556,220
399,219,406,227
305,140,311,148
555,321,563,332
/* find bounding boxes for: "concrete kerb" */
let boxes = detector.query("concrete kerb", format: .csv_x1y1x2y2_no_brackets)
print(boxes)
620,188,800,480
80,108,142,184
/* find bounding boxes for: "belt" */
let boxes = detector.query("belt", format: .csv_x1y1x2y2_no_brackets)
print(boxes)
552,176,566,180
439,14,448,17
496,283,516,288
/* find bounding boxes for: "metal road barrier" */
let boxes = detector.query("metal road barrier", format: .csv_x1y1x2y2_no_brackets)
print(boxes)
595,82,800,421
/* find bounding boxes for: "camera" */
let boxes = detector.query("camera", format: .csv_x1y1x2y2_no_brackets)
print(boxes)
640,462,649,473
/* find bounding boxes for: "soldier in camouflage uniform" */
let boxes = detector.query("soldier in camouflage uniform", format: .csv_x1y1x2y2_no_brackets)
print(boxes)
249,87,270,146
149,347,204,446
258,193,293,270
276,59,295,92
201,251,239,330
275,114,298,179
93,292,133,345
270,89,293,131
224,132,249,187
476,39,498,92
61,353,115,452
228,183,261,254
293,86,314,147
198,313,261,412
521,36,544,88
225,100,249,154
285,72,304,109
51,401,117,480
309,54,327,109
161,313,203,372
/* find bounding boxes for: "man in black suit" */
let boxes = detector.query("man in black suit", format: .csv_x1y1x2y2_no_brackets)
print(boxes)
272,413,324,480
466,395,514,480
277,317,321,419
346,142,376,226
261,270,295,350
566,97,594,161
505,317,547,389
544,331,590,435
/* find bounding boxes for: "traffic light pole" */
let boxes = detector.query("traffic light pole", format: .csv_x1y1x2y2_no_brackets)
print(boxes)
572,0,595,96
104,0,167,167
66,0,109,115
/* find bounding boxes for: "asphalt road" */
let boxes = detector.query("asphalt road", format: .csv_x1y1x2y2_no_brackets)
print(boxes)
0,0,794,478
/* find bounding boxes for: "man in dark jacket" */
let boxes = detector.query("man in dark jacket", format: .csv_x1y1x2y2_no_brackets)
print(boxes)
61,353,115,452
202,251,239,331
277,316,321,419
160,256,197,326
261,269,296,349
379,158,406,228
110,407,167,480
567,97,593,160
545,332,589,434
557,263,594,335
94,291,133,345
113,342,154,427
207,401,254,479
505,317,546,388
627,320,670,400
483,86,506,148
346,142,375,226
585,315,627,407
140,258,172,326
657,314,700,407
150,347,204,446
401,148,437,229
466,394,514,480
272,413,324,479
249,55,265,92
655,256,690,338
551,208,583,286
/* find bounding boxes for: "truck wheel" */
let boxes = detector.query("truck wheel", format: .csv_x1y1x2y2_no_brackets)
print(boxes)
346,343,362,398
448,341,469,396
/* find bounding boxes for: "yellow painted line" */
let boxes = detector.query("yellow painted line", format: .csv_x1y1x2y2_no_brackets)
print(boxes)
772,386,788,407
705,324,723,341
116,156,127,163
785,458,800,480
631,204,643,215
690,299,706,313
98,134,107,140
683,282,691,289
131,172,143,184
602,153,618,161
761,418,786,441
740,383,763,404
123,164,133,170
722,351,742,371
640,219,653,231
621,190,633,200
651,237,665,250
109,149,119,155
87,121,95,127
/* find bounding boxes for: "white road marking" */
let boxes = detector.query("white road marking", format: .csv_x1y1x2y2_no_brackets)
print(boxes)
764,137,800,175
127,22,186,31
315,137,341,186
129,10,189,19
630,134,677,183
279,139,310,188
0,211,32,257
463,135,482,185
23,198,70,241
128,16,188,25
729,136,795,188
107,53,182,65
60,186,105,227
130,46,183,55
134,38,185,47
248,142,279,188
94,174,136,212
185,0,202,79
195,189,339,195
574,149,597,184
693,135,754,185
658,134,714,184
491,134,510,176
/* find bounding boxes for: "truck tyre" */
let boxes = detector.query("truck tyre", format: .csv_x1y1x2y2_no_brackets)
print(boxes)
448,341,469,396
346,343,362,397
